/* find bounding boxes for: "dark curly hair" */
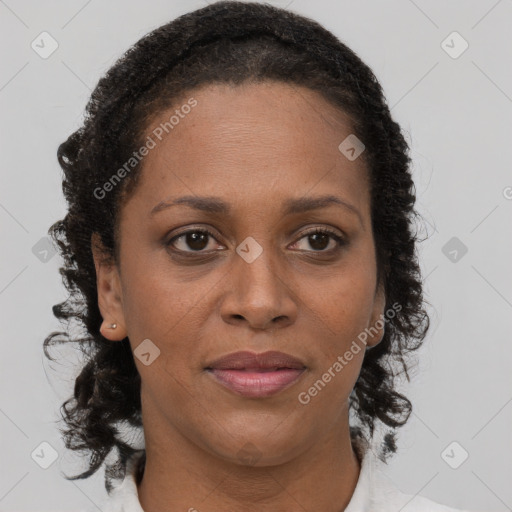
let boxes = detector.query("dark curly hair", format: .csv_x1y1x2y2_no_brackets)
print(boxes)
43,0,429,488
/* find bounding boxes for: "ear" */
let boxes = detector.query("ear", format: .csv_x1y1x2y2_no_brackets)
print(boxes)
366,280,386,348
91,232,127,341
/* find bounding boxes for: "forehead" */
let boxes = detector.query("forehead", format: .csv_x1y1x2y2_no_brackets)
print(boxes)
126,81,370,217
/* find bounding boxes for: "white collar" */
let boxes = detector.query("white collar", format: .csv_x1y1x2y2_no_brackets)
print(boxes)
99,448,466,512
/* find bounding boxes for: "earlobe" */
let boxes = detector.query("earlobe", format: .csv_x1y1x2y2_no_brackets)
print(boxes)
99,319,126,341
91,232,127,341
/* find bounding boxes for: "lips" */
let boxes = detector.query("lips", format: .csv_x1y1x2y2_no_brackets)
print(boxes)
205,350,307,398
206,350,306,371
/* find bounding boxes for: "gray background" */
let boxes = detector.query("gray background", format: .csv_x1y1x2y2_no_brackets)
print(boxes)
1,0,511,511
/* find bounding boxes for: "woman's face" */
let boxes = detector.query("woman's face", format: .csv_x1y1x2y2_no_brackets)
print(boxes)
94,81,385,465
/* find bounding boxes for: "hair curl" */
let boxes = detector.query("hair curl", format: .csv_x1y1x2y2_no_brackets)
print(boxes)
43,0,429,488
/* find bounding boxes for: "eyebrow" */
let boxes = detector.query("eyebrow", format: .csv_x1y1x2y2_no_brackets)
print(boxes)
150,194,362,223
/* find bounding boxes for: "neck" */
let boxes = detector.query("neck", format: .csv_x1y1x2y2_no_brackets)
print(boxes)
137,409,361,512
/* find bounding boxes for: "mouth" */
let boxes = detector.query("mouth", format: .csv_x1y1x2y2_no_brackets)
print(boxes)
205,350,307,398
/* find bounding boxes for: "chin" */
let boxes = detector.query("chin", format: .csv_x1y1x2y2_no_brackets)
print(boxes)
204,425,308,467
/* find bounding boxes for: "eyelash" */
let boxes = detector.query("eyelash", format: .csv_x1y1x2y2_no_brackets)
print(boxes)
166,227,346,256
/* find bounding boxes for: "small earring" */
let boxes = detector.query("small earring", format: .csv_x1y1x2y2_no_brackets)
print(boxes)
108,323,117,329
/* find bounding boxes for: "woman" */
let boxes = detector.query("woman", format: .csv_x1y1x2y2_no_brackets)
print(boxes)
44,2,474,510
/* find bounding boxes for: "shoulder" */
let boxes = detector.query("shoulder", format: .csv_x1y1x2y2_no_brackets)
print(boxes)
402,494,469,512
346,448,472,512
370,479,470,512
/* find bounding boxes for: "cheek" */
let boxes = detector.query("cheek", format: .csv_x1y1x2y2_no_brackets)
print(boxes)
295,246,378,385
304,269,377,345
119,259,215,393
119,252,205,342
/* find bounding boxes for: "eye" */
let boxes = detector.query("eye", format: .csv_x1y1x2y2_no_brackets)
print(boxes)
166,226,346,255
166,228,223,253
291,228,346,253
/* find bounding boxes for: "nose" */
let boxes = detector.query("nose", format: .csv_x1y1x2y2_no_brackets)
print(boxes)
220,245,298,331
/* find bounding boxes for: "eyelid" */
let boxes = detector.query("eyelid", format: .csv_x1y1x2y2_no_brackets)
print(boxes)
166,224,347,254
166,225,225,249
298,225,345,239
291,226,346,251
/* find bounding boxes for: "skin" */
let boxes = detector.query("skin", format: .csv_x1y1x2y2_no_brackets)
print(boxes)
92,81,385,512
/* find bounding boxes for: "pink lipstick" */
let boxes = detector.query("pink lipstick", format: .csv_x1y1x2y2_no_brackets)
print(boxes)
205,350,306,398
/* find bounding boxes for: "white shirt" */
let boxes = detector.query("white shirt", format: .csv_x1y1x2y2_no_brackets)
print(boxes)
98,449,472,512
